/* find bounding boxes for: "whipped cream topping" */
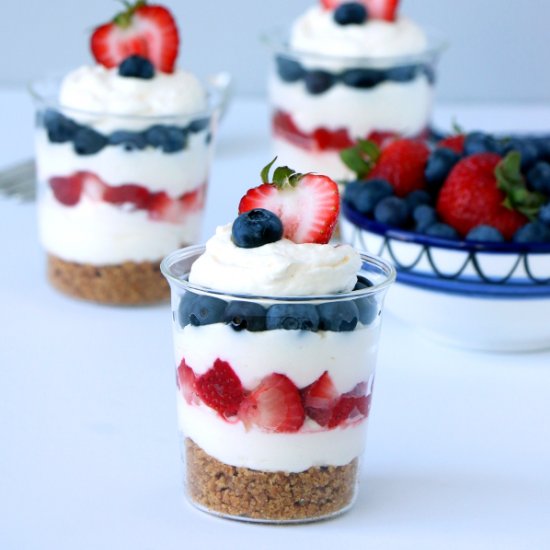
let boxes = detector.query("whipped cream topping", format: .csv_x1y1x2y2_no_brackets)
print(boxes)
290,6,428,59
188,223,362,296
59,65,207,117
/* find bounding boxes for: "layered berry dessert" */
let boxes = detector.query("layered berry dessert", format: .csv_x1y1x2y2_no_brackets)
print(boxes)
341,132,550,243
162,161,395,522
268,0,440,180
34,1,220,304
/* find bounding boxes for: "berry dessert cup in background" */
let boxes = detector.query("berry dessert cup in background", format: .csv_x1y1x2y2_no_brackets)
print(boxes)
161,245,395,523
31,74,228,305
265,0,445,181
29,1,231,305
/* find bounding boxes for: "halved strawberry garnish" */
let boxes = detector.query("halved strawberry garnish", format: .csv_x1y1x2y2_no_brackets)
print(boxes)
238,159,340,244
320,0,400,21
195,359,244,418
176,359,198,405
238,374,305,433
90,1,179,73
301,371,339,427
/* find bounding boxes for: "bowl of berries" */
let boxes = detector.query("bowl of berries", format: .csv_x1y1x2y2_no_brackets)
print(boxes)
339,132,550,351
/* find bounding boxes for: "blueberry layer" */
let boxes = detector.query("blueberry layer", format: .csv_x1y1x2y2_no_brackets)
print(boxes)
276,56,435,95
40,109,211,155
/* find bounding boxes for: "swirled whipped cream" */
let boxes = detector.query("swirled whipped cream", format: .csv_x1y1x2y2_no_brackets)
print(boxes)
290,6,427,58
189,223,361,296
59,65,207,116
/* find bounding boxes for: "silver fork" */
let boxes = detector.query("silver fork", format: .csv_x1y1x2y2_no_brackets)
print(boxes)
0,160,36,202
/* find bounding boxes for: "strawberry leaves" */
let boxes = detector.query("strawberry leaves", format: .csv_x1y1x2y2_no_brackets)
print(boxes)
340,139,381,179
260,157,305,189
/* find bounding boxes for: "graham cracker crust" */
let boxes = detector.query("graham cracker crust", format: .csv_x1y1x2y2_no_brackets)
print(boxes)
47,254,169,305
184,438,358,522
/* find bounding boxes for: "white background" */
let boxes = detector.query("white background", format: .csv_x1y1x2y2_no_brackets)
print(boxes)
2,0,550,102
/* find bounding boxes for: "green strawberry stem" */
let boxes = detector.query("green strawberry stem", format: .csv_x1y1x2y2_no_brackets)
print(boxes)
339,139,381,180
113,0,146,28
495,152,545,220
260,157,305,189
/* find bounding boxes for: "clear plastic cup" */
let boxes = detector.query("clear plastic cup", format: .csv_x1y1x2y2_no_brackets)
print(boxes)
161,244,395,523
265,29,446,181
29,73,230,305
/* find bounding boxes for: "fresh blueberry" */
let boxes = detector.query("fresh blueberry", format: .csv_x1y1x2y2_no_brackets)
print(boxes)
464,132,499,156
533,137,550,162
353,277,378,325
145,125,187,152
539,203,550,226
343,180,363,206
341,68,384,89
109,130,148,151
275,56,305,82
189,118,210,133
425,223,459,240
231,208,284,248
73,127,108,155
513,222,550,243
405,190,432,211
502,138,539,170
304,70,335,94
334,2,368,25
374,196,409,226
179,292,227,327
266,304,319,332
318,301,359,332
424,148,461,190
348,178,394,215
43,109,78,143
385,64,418,83
223,301,266,332
118,55,155,79
413,204,438,233
466,225,505,242
527,162,550,195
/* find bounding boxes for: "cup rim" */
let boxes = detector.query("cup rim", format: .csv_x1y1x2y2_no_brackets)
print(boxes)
27,71,232,123
160,243,396,303
261,25,448,67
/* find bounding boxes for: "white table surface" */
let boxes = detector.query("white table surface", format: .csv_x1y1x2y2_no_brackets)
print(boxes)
1,89,550,550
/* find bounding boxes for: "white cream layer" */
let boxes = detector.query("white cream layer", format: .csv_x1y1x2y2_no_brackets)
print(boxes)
173,322,379,393
59,65,207,132
178,393,368,472
189,224,362,297
270,74,432,137
35,130,210,197
291,7,427,65
39,191,202,265
272,137,355,182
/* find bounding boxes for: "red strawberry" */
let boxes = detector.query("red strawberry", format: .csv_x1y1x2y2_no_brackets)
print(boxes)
148,191,184,223
327,382,370,428
49,174,84,206
320,0,400,21
437,153,528,239
238,161,340,244
301,371,339,427
176,359,198,405
90,1,179,73
238,374,305,433
437,134,466,155
180,184,206,213
80,171,106,201
367,130,398,149
195,359,244,418
103,184,151,210
368,139,430,197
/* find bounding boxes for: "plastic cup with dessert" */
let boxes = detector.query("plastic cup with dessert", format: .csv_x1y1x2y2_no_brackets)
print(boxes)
28,72,231,306
161,244,395,523
263,27,447,181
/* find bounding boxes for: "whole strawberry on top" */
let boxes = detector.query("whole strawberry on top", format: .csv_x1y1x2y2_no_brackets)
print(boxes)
320,0,400,22
91,0,179,73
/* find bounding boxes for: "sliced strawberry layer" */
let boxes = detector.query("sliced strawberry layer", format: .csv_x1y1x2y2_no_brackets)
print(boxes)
177,359,198,405
48,171,206,224
273,110,420,153
238,373,305,433
301,371,339,427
